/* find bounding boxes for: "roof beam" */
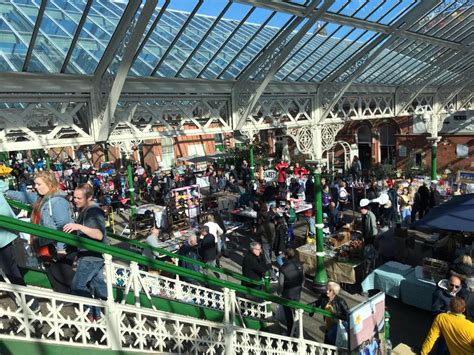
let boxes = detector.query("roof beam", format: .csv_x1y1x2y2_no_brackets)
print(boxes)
61,0,94,73
235,0,469,51
22,0,48,72
94,1,141,79
93,0,157,142
318,0,440,121
233,0,333,131
395,48,471,116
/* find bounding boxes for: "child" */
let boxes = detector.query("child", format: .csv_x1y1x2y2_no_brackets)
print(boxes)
286,201,296,243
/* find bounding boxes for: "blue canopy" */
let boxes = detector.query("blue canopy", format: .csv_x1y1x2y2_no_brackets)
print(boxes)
412,194,474,233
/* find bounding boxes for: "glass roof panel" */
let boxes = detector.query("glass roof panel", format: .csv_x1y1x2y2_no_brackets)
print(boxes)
152,1,231,78
199,7,275,80
174,2,255,79
0,1,40,71
219,12,294,80
28,0,88,73
328,0,418,25
408,0,472,42
65,0,127,74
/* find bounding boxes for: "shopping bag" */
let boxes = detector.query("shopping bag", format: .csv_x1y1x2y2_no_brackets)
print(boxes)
335,321,348,348
275,304,287,325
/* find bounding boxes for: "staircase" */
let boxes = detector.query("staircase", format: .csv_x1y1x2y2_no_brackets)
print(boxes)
0,209,339,354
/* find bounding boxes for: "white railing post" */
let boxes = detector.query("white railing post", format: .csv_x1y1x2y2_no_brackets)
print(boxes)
297,309,306,355
129,261,142,307
103,253,121,351
224,288,236,355
175,274,183,301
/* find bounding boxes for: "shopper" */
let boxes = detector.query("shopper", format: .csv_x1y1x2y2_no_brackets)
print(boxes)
6,170,75,293
421,297,474,355
64,183,107,322
278,248,304,336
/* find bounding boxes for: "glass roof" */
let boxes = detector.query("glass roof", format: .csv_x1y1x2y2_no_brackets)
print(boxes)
0,0,471,87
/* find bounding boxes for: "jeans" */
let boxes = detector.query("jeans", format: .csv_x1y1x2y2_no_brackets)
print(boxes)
401,208,411,227
287,224,294,242
276,254,284,267
71,258,107,319
262,242,272,266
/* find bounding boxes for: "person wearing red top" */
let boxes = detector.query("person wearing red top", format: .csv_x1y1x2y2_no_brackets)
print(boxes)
293,163,308,177
277,167,287,187
275,160,289,171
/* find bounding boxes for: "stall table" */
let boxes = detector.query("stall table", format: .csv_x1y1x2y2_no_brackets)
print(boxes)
361,262,413,299
136,203,167,229
296,244,363,285
400,266,437,311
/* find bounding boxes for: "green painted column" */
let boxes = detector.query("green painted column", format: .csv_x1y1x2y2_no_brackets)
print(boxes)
249,143,255,180
313,167,328,287
431,143,437,182
126,159,137,217
45,154,51,171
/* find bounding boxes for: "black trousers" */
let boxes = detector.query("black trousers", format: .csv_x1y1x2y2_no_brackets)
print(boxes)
44,251,77,294
0,242,26,286
283,306,295,336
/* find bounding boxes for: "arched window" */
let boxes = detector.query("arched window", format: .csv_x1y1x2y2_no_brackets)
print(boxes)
357,126,372,144
379,124,396,165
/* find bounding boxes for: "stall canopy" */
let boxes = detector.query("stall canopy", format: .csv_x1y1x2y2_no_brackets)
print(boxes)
412,194,474,232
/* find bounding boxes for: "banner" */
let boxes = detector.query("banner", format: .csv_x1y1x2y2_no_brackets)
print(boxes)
263,169,277,182
349,292,386,352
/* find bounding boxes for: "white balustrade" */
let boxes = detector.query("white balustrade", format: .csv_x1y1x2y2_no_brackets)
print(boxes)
111,261,273,320
0,281,338,354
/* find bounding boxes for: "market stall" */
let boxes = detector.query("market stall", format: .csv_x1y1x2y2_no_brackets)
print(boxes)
297,243,364,285
136,203,167,229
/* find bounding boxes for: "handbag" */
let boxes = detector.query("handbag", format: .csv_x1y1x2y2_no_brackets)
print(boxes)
335,321,348,348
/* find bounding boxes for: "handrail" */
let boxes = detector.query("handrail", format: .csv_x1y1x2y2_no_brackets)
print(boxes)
108,231,264,286
6,197,263,286
0,214,334,318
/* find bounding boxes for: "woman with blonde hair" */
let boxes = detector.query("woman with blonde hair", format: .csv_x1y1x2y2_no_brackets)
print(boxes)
6,170,75,293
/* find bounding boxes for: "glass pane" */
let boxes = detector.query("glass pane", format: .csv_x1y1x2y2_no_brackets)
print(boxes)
0,0,40,71
28,1,89,73
66,0,127,74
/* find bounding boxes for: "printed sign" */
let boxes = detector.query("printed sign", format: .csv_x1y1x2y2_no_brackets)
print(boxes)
458,170,474,184
263,169,277,182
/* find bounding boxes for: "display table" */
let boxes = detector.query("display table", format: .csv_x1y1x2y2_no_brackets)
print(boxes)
361,262,413,298
297,244,363,284
196,176,209,188
400,266,437,311
214,192,239,211
136,203,167,229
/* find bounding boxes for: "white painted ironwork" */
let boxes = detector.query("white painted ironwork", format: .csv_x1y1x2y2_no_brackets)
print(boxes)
325,94,394,121
94,0,158,142
232,0,333,131
111,261,272,320
0,99,94,151
107,96,233,143
0,281,338,354
320,123,345,152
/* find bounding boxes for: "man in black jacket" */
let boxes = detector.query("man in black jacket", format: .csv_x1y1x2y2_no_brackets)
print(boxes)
198,225,217,275
429,184,441,209
278,248,304,336
242,242,269,289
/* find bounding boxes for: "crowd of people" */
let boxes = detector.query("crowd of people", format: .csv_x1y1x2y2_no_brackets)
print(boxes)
1,152,473,350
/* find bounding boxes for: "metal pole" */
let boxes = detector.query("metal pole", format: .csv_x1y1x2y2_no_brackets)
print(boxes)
249,143,255,180
431,142,437,182
313,166,328,288
44,149,51,170
104,144,109,162
127,159,137,217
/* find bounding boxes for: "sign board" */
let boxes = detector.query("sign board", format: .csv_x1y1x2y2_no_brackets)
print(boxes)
263,169,277,182
458,171,474,184
349,292,385,351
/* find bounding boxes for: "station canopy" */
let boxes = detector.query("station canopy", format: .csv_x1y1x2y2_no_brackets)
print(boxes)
0,0,472,87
